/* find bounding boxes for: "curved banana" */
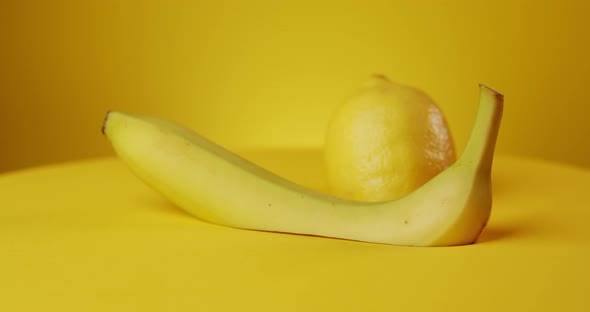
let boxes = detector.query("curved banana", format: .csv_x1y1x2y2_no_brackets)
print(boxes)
102,85,503,246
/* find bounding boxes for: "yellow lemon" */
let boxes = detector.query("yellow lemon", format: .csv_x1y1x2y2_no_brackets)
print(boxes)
324,75,456,202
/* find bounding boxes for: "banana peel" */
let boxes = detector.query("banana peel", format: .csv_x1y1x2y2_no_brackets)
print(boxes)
102,84,503,247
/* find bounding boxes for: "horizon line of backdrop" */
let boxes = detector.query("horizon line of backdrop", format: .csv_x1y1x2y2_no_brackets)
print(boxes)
2,0,589,173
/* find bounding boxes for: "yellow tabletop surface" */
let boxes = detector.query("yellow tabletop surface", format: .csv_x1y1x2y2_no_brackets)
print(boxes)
1,150,589,311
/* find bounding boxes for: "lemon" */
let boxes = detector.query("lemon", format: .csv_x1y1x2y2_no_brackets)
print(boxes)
324,75,456,202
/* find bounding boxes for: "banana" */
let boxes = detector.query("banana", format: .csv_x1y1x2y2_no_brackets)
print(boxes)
102,84,503,246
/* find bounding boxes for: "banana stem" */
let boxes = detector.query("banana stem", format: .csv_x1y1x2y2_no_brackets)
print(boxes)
459,85,504,176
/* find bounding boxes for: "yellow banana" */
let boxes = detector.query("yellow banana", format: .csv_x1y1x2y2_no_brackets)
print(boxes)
102,84,503,246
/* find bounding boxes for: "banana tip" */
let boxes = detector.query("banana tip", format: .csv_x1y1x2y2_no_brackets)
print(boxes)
372,73,390,81
102,111,112,135
479,83,504,100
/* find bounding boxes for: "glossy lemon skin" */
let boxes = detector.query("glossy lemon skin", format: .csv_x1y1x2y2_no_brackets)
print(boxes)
325,75,456,202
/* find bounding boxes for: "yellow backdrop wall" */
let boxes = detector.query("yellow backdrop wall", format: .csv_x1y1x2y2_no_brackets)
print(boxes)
2,0,589,172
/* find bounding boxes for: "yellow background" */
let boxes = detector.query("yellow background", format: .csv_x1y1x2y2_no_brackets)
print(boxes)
2,0,590,172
